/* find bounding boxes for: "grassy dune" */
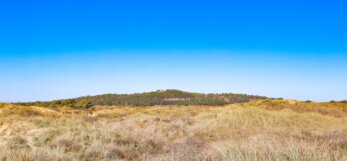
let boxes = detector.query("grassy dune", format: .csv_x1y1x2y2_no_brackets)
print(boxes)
0,100,346,161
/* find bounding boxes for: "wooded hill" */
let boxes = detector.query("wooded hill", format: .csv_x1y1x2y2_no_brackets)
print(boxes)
17,89,269,108
18,89,267,108
76,89,268,106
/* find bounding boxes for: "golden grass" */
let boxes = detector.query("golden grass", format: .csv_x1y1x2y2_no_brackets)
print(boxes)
0,100,346,161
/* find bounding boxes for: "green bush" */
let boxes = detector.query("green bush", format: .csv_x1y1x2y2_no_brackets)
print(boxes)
75,99,93,109
147,102,153,106
340,100,347,103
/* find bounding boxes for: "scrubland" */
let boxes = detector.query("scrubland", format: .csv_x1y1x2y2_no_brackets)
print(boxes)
0,100,346,161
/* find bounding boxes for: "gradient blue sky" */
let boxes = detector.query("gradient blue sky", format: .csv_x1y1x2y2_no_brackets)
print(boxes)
1,0,346,102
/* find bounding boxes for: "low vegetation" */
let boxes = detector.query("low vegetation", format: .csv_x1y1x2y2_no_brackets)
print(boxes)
1,100,346,161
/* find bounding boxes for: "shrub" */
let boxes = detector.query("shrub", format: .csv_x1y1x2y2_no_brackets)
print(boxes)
75,99,93,109
339,100,347,103
50,100,62,107
62,99,75,107
34,101,42,106
97,100,104,105
147,102,153,106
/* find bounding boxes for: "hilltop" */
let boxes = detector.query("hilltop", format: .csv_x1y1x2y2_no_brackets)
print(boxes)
17,89,268,108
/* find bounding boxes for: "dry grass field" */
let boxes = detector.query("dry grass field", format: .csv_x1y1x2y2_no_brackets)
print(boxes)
0,100,346,161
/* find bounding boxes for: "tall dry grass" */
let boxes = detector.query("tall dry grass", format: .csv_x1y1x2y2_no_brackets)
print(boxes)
0,100,346,161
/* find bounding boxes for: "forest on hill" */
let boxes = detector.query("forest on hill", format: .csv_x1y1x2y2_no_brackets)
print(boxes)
16,89,268,108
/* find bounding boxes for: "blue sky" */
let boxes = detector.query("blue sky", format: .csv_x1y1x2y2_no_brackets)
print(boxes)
0,0,346,102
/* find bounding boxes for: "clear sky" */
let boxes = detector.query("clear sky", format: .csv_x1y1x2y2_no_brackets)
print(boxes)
0,0,346,102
